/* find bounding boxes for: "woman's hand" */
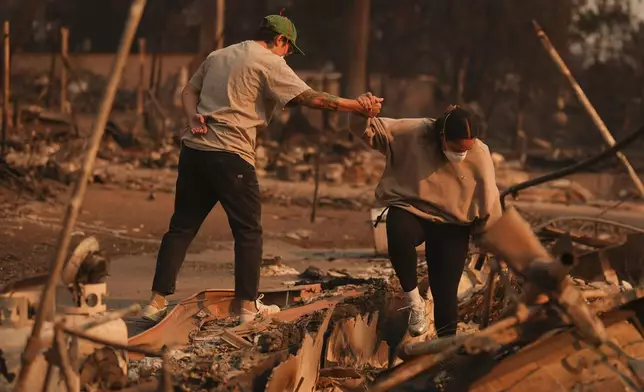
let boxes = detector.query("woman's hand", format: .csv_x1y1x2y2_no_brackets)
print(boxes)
357,92,384,118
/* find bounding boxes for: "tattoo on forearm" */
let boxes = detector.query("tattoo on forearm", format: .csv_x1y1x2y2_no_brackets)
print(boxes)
291,89,341,111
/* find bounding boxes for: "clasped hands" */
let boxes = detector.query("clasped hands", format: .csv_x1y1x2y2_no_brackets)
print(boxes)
357,92,384,118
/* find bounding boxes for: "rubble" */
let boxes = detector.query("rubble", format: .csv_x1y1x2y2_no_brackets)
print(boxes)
3,208,644,392
121,253,644,392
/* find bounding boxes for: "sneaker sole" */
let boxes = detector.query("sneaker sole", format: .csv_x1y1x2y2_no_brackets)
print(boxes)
142,311,168,324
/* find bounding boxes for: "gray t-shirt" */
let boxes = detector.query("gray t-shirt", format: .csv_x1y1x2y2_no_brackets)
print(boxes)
183,40,310,166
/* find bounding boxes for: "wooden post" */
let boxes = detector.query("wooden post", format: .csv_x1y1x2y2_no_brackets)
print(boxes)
155,50,163,93
45,50,57,108
13,1,148,390
2,21,10,157
455,56,469,105
137,37,146,115
346,0,371,98
149,53,158,93
12,98,20,129
534,21,644,199
199,0,225,52
60,27,69,114
215,0,225,50
310,146,322,223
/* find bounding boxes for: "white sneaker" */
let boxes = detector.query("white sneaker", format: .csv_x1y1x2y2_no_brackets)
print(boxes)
239,294,281,324
142,302,168,324
405,300,429,337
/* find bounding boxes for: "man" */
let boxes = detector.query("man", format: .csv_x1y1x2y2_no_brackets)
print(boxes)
143,14,381,324
350,94,606,343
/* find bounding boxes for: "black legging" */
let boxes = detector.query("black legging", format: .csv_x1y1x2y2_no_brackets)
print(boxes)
386,207,470,337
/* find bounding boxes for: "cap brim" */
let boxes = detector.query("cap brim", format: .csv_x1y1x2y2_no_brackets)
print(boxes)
291,42,305,55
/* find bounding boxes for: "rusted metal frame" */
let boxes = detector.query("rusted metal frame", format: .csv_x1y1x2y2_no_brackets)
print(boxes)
532,217,644,236
538,225,619,248
500,124,644,209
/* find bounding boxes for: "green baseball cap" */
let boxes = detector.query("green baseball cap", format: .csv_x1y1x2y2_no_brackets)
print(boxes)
260,15,304,55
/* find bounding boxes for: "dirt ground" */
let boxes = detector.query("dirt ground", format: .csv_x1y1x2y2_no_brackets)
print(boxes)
0,184,376,285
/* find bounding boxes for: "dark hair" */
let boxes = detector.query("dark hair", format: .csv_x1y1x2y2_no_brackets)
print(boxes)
435,106,478,141
253,27,280,45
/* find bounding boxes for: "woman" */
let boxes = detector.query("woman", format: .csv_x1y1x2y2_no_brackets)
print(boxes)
351,94,607,344
351,97,502,337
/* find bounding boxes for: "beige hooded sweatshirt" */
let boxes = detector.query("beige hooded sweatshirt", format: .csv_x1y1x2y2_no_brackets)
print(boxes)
348,115,503,235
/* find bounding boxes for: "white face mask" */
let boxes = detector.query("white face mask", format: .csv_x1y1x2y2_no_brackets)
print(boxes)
444,150,468,163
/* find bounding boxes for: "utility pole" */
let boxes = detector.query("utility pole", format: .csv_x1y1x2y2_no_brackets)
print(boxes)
346,0,371,99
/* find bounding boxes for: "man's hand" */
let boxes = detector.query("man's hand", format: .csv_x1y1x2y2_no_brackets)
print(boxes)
357,92,384,118
189,114,207,135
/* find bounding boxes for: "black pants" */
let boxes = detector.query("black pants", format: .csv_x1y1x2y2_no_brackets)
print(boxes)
386,207,470,337
152,146,262,301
